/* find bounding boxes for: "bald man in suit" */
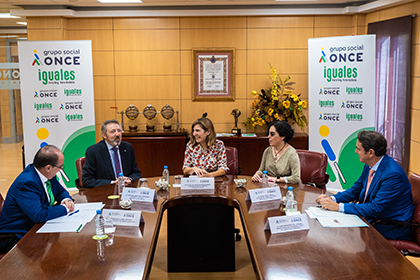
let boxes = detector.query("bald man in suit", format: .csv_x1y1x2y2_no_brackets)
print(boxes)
82,119,142,188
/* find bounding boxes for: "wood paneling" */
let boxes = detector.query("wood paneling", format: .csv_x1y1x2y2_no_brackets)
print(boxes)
379,3,414,21
180,17,246,29
93,76,115,100
114,51,180,75
114,17,179,29
411,109,420,142
65,30,114,51
28,30,64,41
27,17,64,29
247,28,312,49
314,16,355,27
180,29,247,49
65,18,113,30
114,30,179,51
247,50,308,74
314,27,356,38
413,45,420,77
248,16,313,28
92,51,115,76
412,78,420,110
409,140,420,174
116,76,181,100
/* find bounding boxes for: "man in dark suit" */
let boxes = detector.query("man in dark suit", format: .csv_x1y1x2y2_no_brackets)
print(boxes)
316,131,414,240
82,119,142,188
0,145,74,254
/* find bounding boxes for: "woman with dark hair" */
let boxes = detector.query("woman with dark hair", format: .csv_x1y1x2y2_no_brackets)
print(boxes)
182,117,228,177
252,121,301,184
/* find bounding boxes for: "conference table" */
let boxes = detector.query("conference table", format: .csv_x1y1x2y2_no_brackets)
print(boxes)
0,176,419,279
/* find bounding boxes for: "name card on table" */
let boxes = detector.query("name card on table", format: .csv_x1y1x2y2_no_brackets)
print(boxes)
121,187,157,202
264,214,309,234
102,209,144,227
248,199,282,213
181,177,215,189
246,186,282,203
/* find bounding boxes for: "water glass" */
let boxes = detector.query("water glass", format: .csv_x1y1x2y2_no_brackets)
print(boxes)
139,178,149,188
285,199,298,212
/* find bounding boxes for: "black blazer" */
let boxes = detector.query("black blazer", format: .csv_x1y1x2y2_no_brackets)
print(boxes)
82,140,142,188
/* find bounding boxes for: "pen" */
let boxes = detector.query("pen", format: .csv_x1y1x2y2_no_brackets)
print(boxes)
69,210,79,216
76,224,83,232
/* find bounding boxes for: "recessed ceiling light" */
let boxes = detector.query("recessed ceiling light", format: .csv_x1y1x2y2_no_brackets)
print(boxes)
17,22,27,26
98,0,142,3
0,35,18,38
0,13,19,19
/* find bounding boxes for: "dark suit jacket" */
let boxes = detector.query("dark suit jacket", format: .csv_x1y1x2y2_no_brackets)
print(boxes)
0,164,71,239
82,140,142,188
334,154,414,240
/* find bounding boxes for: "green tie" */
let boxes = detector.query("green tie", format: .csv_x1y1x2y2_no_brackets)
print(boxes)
46,180,54,206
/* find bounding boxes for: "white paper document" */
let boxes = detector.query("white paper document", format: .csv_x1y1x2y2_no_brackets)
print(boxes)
36,202,104,233
316,215,368,228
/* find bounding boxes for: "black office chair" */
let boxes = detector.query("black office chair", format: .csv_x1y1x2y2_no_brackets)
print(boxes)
225,146,242,241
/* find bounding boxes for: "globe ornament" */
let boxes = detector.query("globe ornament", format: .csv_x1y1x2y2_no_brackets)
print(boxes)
161,104,175,120
125,105,139,120
143,105,157,120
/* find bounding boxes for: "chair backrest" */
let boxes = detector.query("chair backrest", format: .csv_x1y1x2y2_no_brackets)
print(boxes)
75,157,85,187
0,193,4,216
225,146,239,175
409,173,420,244
296,149,328,187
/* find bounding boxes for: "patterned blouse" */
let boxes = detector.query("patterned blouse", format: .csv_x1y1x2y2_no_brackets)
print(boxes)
183,139,228,173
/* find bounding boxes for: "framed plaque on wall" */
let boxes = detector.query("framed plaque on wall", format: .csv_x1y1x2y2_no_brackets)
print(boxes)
192,48,235,101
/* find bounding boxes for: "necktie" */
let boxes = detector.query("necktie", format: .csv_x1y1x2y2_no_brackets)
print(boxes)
363,169,375,203
46,180,54,206
112,146,122,177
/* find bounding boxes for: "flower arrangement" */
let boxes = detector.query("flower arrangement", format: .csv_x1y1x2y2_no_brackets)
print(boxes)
244,64,308,130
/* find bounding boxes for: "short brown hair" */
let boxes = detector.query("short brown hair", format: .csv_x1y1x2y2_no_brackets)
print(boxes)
357,130,387,156
190,117,216,147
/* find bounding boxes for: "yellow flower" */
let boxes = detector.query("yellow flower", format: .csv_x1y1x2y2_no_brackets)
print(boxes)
291,94,299,102
255,111,259,117
258,119,265,126
283,100,290,109
302,100,307,108
298,101,303,106
266,116,273,123
274,113,279,119
268,108,274,116
251,118,255,122
251,90,258,95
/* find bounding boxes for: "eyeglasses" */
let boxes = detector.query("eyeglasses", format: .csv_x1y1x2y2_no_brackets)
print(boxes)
269,131,276,137
53,164,64,170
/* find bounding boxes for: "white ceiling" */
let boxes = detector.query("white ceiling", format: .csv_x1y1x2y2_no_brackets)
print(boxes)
0,0,414,32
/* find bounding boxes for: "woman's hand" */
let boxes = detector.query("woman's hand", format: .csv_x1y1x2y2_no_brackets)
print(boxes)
193,167,208,177
252,171,262,182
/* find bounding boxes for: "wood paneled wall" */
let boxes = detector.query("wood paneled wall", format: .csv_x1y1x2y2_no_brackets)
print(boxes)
22,0,420,175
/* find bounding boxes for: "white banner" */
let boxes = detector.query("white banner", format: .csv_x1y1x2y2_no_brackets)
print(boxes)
18,41,96,188
308,35,375,192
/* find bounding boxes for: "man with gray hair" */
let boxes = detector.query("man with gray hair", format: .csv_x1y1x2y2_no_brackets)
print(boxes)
316,131,414,240
82,119,142,188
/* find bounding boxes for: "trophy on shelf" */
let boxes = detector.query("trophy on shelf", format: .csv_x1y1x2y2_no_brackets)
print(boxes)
231,108,241,136
115,104,180,133
125,105,140,132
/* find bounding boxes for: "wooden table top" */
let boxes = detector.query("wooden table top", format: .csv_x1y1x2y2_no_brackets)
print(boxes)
0,176,419,279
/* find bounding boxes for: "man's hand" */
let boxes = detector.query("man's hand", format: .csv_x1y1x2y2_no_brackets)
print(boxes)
316,194,339,211
123,176,132,185
61,199,75,212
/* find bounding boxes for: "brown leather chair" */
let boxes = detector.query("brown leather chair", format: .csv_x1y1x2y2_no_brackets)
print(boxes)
0,193,4,216
384,173,420,256
225,146,240,175
75,157,85,188
296,149,328,188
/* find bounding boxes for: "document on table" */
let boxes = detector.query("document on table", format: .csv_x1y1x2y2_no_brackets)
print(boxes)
36,202,105,233
305,206,368,228
316,215,368,228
